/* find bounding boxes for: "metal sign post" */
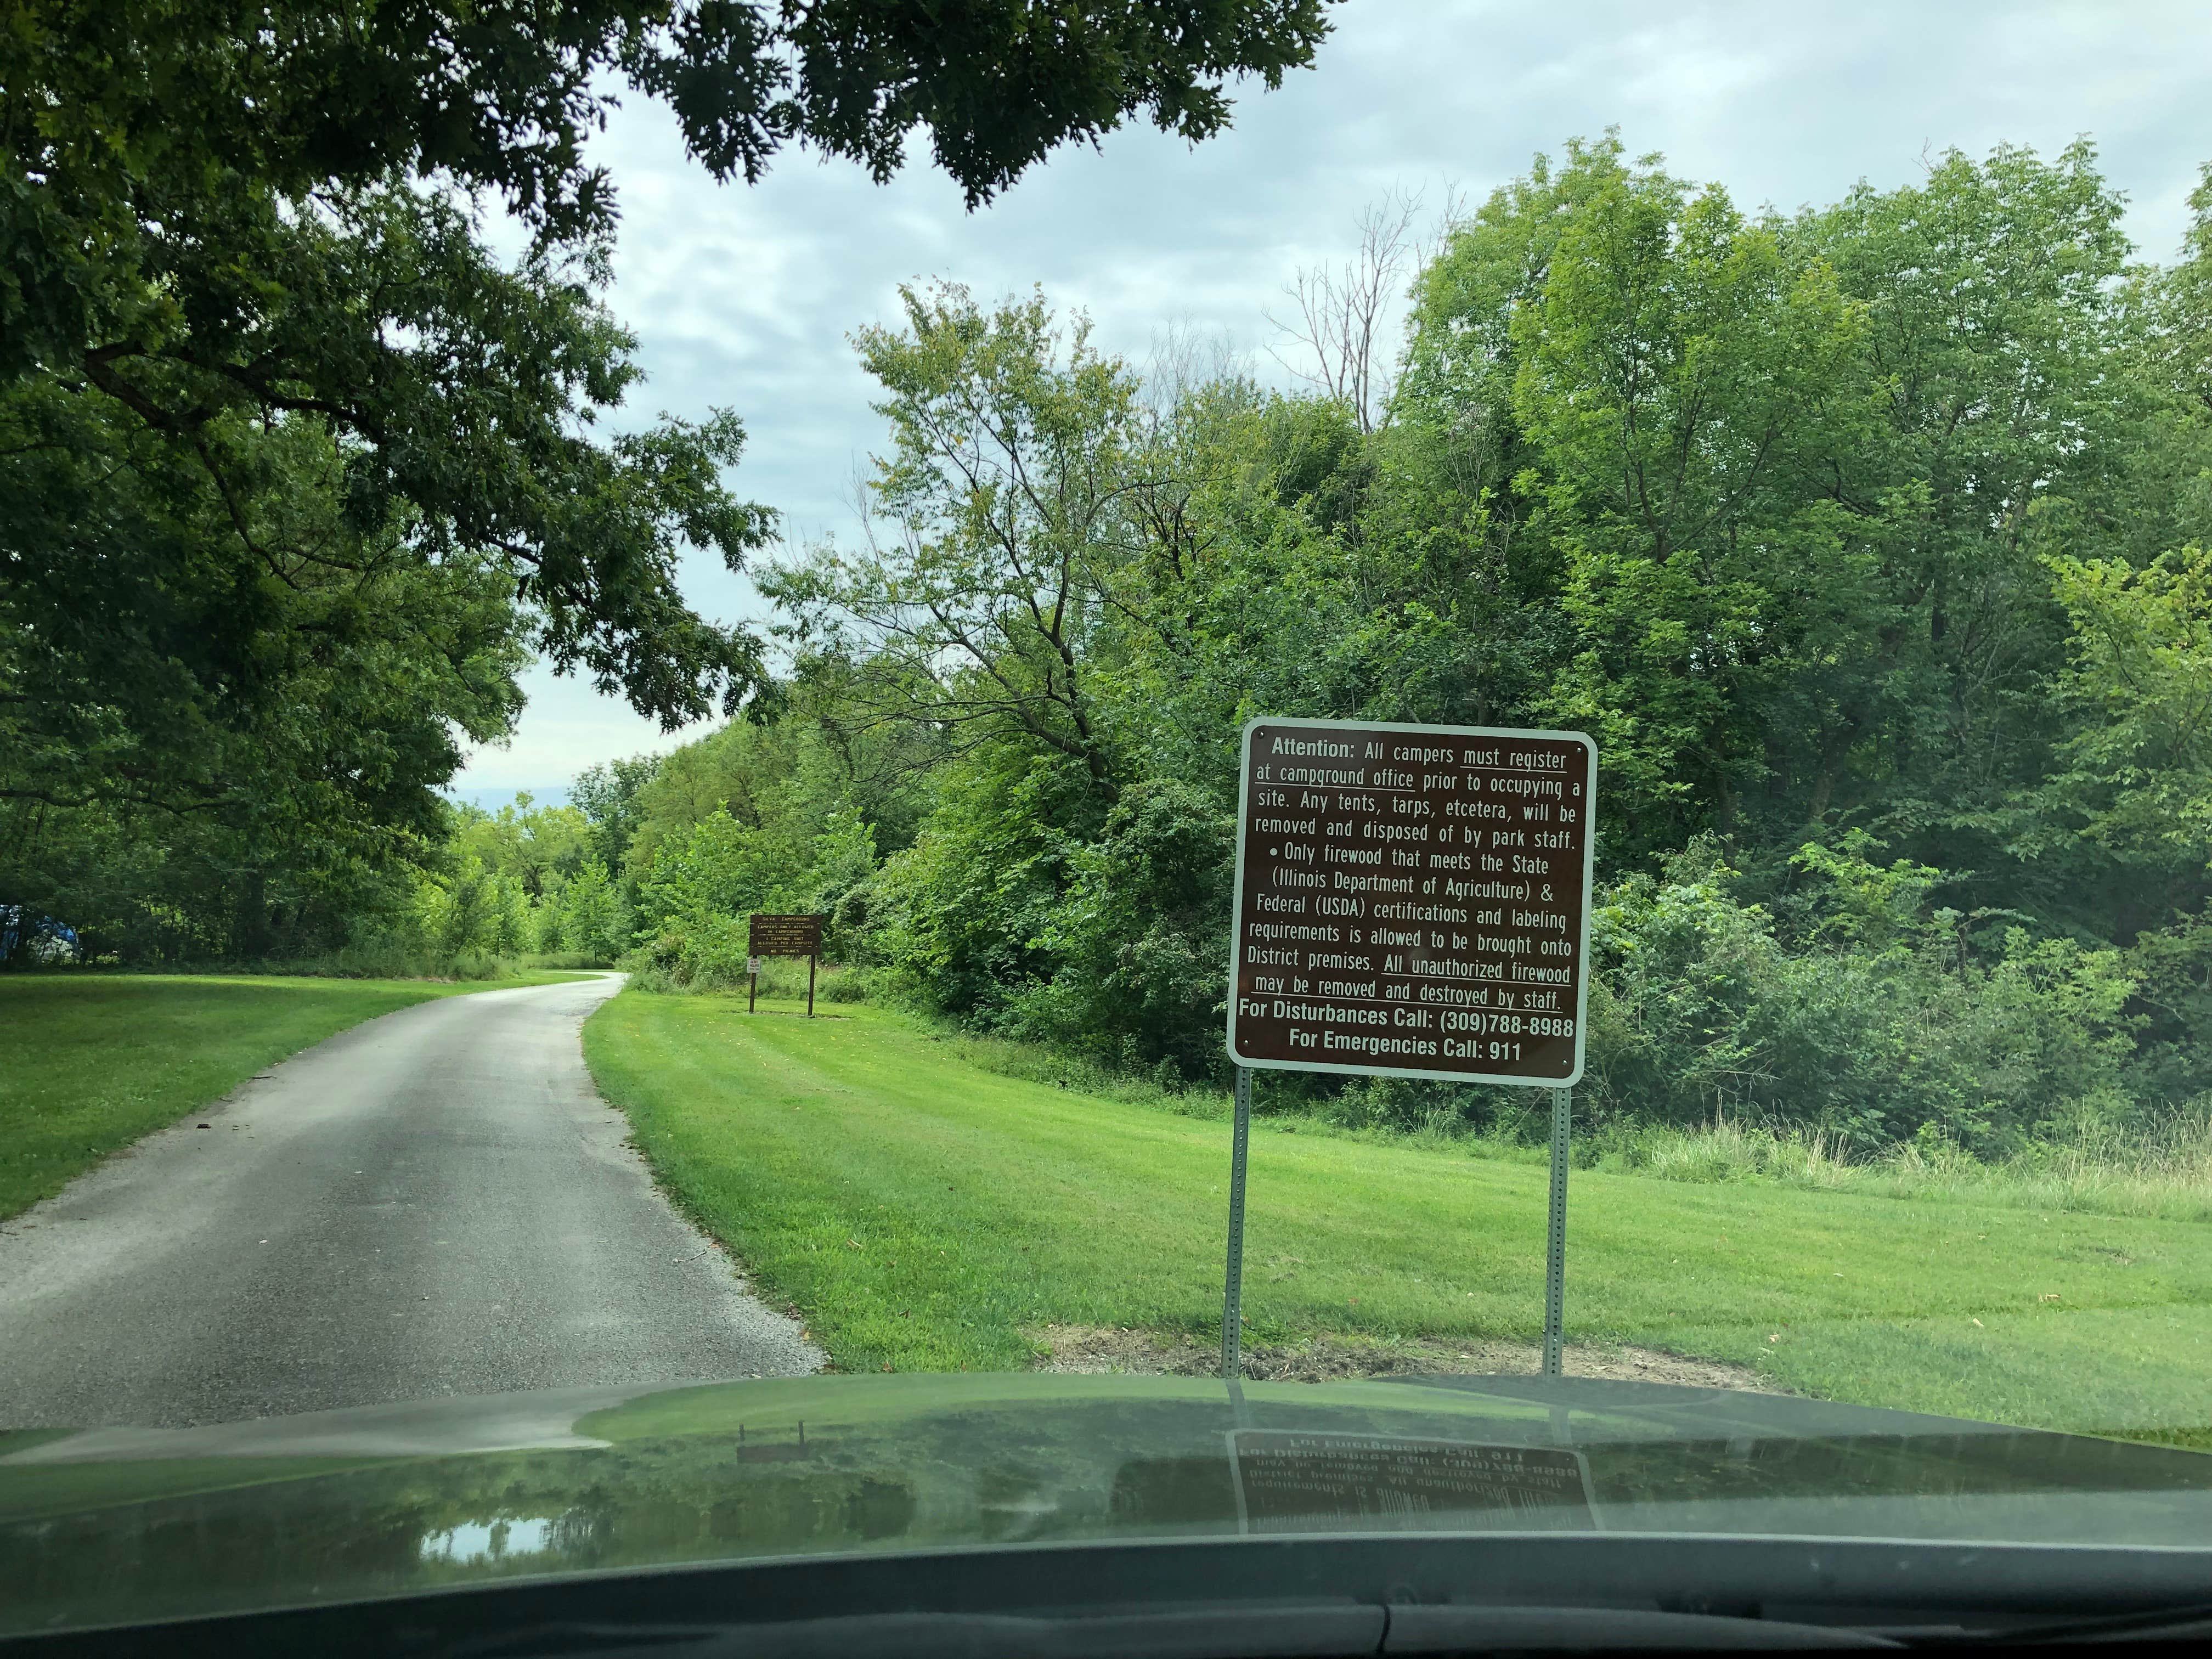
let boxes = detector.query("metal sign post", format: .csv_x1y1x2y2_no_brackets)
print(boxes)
1221,1065,1252,1380
1544,1086,1570,1376
1221,718,1596,1386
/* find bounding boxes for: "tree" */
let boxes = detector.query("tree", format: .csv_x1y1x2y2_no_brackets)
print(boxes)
572,757,667,875
1266,187,1422,435
1795,141,2136,871
1393,138,1876,854
765,285,1147,792
5,1,1338,719
1386,137,2158,885
453,797,593,900
0,180,770,952
551,857,627,961
5,180,774,730
0,387,534,958
2029,546,2212,880
2,1,1336,956
781,133,2212,1124
5,2,1337,315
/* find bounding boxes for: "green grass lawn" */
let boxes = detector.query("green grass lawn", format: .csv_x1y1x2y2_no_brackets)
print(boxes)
584,990,2212,1440
0,971,592,1220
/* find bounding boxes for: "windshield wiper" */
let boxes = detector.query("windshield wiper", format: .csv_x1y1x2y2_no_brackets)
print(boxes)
1921,1602,2212,1646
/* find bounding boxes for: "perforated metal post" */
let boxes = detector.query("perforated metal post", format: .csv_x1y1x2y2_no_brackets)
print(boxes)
1222,1065,1252,1381
1543,1087,1571,1376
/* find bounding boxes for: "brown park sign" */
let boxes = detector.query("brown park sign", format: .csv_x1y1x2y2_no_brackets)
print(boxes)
1226,719,1595,1087
748,913,823,957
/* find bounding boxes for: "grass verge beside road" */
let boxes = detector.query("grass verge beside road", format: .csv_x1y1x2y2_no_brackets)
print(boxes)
585,990,2212,1440
1,972,591,1220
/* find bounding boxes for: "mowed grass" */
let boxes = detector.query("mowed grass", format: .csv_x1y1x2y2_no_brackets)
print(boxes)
0,972,590,1220
585,992,2212,1438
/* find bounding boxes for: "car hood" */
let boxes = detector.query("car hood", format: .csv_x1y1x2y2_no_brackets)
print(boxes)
4,1372,2209,1637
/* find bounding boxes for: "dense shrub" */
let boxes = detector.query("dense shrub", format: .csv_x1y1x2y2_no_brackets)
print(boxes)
1579,840,2146,1153
1002,779,1237,1079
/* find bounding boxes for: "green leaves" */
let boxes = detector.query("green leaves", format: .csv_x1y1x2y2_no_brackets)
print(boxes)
1450,141,1874,851
2033,546,2212,868
1,173,771,951
2,0,1334,961
1018,778,1237,1076
1589,842,2142,1150
3,0,1336,376
716,1,1336,210
768,132,2212,1131
766,283,1142,787
0,374,535,957
1383,134,2177,893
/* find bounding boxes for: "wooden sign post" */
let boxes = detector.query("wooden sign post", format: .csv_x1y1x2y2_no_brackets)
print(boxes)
747,913,825,1017
1223,718,1596,1380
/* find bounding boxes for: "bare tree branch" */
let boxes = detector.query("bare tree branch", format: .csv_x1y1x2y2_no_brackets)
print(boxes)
1264,187,1423,434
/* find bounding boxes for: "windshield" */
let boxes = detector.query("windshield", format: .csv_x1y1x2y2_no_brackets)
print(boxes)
5,0,2212,1643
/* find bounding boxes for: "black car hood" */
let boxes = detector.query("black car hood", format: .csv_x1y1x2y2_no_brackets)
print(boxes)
4,1372,2209,1638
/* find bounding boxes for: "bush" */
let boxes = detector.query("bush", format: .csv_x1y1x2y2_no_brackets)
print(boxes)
539,857,627,961
816,965,876,1003
845,752,1108,1019
999,778,1235,1081
622,803,879,989
519,950,612,971
155,941,523,980
622,936,866,1001
1579,1109,2212,1223
838,765,2174,1154
1582,839,2144,1153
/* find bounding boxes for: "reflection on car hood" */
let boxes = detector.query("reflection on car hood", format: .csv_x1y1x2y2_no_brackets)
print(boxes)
3,1373,2209,1636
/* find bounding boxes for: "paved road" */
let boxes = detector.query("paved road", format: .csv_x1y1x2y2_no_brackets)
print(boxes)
0,975,819,1427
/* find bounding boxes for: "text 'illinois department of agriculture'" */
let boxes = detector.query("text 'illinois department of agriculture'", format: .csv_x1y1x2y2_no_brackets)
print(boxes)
1226,719,1595,1086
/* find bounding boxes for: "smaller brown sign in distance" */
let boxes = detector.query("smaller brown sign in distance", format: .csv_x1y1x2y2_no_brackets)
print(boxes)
1226,719,1595,1087
748,913,823,957
747,913,826,1015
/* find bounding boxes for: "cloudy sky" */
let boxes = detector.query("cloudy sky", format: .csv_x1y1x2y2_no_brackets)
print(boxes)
450,0,2212,802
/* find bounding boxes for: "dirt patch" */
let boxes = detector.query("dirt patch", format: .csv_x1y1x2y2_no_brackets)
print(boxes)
1031,1324,1774,1392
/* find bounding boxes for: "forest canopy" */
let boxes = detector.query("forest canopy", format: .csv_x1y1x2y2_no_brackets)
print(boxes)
12,117,2212,1154
525,136,2212,1153
0,0,1334,960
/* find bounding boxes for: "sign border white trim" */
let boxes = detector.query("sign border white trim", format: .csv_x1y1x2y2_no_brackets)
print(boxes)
1223,716,1597,1089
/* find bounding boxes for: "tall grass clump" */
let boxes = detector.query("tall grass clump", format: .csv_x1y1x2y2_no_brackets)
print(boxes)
1592,1110,2212,1223
132,943,526,981
624,950,872,1003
